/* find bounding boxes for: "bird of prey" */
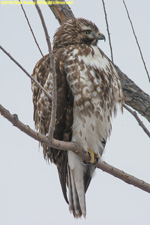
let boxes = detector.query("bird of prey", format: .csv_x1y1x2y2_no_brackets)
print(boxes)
31,18,123,218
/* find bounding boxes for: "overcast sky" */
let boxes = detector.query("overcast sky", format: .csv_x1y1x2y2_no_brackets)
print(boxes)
0,0,150,225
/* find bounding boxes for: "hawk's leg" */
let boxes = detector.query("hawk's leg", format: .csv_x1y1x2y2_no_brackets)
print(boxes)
88,148,99,164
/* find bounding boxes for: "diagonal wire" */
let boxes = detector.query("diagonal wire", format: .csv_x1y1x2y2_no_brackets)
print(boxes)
102,0,114,63
123,0,150,83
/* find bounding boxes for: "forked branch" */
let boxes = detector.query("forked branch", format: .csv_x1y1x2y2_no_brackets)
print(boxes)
0,103,150,194
124,104,150,138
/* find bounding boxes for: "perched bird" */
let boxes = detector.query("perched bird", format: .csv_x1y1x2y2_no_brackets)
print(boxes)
31,18,123,218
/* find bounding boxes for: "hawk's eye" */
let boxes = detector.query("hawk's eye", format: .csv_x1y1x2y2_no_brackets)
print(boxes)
83,30,92,35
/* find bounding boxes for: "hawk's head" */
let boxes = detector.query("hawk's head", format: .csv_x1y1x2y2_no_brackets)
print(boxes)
53,18,105,50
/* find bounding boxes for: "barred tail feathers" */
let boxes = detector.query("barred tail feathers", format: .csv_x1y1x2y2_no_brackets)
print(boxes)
68,151,86,218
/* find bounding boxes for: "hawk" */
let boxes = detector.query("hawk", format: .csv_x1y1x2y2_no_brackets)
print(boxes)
31,18,123,218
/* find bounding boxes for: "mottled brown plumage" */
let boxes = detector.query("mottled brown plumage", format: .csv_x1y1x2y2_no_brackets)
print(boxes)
31,18,123,218
32,53,73,203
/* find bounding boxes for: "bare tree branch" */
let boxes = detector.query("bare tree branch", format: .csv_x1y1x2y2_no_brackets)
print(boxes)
34,1,57,141
46,0,74,24
101,0,114,62
0,45,51,101
1,0,150,202
124,104,150,138
44,2,150,123
19,0,44,57
116,66,150,122
96,161,150,193
19,1,57,140
1,103,150,194
123,0,150,82
101,1,149,135
20,0,55,90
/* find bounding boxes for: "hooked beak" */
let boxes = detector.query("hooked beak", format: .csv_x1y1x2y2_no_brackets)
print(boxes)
95,32,106,41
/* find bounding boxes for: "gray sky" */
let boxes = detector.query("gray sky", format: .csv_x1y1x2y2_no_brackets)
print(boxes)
0,0,150,225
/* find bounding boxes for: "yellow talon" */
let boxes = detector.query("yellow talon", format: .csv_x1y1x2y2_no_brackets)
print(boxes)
88,148,99,164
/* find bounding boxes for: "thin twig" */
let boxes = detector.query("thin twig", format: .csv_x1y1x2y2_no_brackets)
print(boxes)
0,45,51,101
34,0,57,141
19,0,44,57
19,0,51,71
1,103,150,193
101,0,114,63
124,104,150,138
123,0,150,82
